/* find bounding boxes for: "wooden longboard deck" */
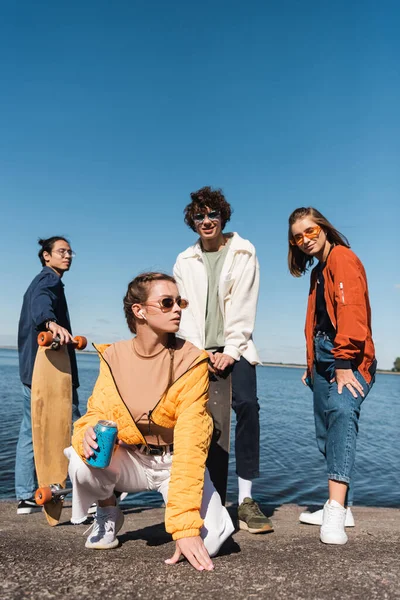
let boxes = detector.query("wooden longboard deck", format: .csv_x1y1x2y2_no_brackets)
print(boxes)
31,345,72,525
206,372,232,505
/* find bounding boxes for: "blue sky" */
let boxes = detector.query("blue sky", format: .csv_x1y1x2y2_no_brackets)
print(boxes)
0,1,399,369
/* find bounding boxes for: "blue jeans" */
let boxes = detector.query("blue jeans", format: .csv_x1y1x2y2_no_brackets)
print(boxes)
312,334,374,506
15,384,81,500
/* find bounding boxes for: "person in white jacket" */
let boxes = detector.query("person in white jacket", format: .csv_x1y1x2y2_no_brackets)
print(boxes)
174,186,273,534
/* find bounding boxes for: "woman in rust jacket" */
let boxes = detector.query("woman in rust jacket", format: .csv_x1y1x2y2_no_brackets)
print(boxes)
288,207,376,546
66,272,234,571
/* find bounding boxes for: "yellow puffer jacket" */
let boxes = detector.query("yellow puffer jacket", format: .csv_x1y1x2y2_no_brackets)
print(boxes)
72,344,212,540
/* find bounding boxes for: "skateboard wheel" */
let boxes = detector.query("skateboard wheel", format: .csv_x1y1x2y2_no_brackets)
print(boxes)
37,331,54,347
35,486,53,505
74,336,87,350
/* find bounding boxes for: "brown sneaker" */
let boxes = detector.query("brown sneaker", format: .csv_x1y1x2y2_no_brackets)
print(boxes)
238,497,274,534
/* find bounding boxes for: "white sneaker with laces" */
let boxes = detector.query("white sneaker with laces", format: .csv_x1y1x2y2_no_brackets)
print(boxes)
300,506,355,527
85,505,124,549
320,500,348,545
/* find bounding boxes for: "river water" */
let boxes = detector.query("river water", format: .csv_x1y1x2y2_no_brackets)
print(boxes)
1,349,399,507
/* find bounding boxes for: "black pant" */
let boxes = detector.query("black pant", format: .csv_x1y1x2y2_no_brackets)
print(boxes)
231,356,260,480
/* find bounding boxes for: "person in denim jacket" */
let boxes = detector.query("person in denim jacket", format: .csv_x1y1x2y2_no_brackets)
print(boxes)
16,236,80,514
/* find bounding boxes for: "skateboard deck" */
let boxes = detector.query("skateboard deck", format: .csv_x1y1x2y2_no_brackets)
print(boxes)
31,333,86,525
31,343,72,525
206,372,232,505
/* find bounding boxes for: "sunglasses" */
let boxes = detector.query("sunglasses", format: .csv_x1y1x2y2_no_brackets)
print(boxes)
290,225,322,246
144,296,189,311
193,210,221,223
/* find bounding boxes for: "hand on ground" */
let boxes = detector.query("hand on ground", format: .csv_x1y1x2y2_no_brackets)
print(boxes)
165,536,214,571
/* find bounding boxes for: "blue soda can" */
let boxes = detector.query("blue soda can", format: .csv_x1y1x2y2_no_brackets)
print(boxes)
87,420,118,469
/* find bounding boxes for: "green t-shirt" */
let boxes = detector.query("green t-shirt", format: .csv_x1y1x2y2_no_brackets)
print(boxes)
202,239,231,351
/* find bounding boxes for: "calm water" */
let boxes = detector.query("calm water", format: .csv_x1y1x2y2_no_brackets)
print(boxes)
1,348,399,507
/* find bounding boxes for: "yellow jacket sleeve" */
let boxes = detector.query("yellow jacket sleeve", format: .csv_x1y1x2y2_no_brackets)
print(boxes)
71,359,110,461
165,359,213,540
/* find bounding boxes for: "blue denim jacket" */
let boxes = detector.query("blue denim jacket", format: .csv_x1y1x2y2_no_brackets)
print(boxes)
17,267,79,387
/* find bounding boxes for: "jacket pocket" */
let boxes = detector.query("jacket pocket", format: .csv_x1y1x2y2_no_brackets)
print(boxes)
338,279,364,306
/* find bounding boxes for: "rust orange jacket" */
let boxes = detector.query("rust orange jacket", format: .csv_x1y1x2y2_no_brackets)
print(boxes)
72,344,212,541
305,245,376,383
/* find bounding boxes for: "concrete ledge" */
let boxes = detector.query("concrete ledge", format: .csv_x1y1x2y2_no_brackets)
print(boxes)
0,502,399,599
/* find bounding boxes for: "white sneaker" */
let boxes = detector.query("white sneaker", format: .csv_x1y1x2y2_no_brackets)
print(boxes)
85,505,124,549
300,506,355,527
320,500,348,545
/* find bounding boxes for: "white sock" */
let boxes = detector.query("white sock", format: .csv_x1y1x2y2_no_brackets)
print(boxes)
238,477,252,505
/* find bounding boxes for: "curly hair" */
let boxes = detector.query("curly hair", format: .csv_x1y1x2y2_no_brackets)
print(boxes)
123,272,176,333
288,207,350,277
184,186,232,231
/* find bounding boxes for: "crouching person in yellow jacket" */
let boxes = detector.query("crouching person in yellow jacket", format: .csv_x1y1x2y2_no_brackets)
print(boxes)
65,272,234,571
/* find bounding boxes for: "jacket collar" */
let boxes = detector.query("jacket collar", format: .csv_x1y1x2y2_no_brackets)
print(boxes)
93,342,208,370
42,266,64,286
180,232,252,259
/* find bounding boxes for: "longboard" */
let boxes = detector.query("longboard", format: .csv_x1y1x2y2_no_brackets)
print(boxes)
31,332,86,525
206,371,232,505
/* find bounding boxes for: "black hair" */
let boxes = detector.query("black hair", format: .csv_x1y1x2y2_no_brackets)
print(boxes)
184,186,232,232
38,236,70,266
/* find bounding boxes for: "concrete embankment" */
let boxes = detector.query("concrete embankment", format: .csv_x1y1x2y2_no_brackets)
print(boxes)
0,501,399,599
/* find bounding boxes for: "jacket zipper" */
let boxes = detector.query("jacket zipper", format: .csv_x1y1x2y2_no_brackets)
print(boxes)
339,282,345,304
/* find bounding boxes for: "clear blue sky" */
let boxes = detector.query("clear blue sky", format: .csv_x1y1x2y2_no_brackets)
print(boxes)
0,1,399,369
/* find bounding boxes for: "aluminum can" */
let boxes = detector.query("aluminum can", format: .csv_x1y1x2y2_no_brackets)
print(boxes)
86,420,118,469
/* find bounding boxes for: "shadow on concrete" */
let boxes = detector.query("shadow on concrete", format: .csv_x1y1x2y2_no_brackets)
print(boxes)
118,520,242,557
119,521,171,547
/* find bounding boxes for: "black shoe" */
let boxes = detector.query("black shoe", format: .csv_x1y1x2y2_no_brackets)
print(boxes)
17,498,42,515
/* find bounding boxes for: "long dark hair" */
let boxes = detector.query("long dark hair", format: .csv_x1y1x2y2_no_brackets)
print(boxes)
288,207,350,277
38,236,70,266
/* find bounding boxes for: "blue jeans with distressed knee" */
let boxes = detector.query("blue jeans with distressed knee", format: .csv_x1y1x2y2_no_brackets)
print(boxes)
312,333,374,506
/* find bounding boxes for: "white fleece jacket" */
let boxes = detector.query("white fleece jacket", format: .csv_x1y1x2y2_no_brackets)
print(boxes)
173,232,261,365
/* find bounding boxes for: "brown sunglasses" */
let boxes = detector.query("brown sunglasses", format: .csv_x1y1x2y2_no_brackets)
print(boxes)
144,296,189,311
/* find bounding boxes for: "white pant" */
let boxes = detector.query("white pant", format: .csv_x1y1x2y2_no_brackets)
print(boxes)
65,446,234,557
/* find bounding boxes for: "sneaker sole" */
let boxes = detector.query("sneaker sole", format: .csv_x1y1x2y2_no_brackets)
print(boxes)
238,519,274,534
85,538,120,550
17,507,42,515
300,514,355,527
320,534,348,545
